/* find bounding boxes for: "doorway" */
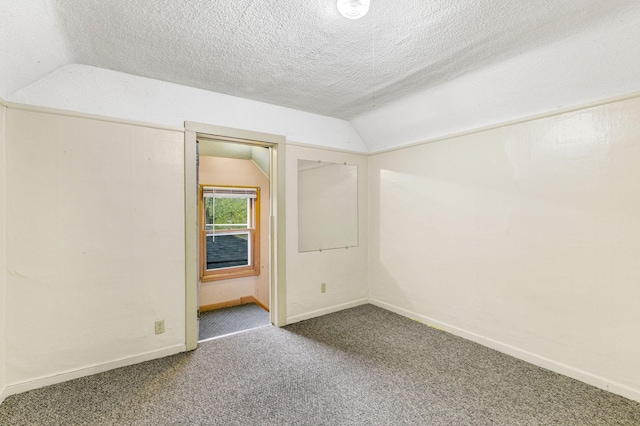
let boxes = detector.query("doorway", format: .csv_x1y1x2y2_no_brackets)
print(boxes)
198,143,270,341
184,122,287,350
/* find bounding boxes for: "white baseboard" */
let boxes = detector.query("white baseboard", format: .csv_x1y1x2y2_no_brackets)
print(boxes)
286,298,369,324
0,385,6,405
4,344,186,399
369,298,640,404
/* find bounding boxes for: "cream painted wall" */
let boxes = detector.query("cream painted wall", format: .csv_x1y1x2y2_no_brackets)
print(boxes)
286,144,368,323
198,156,270,309
0,103,7,401
368,95,640,401
5,108,186,387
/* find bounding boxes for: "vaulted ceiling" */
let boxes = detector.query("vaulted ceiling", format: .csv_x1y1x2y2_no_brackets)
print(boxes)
3,0,640,122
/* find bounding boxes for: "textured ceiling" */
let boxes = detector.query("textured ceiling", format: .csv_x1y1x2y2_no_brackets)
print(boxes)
27,1,640,119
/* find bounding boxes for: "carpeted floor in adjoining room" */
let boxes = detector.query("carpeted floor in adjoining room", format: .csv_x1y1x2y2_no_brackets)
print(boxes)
198,302,270,341
1,304,639,425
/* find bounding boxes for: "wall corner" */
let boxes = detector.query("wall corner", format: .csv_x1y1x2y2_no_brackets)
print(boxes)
0,98,7,403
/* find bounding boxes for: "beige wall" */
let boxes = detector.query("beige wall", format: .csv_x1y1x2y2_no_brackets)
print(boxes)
4,90,639,403
286,144,369,323
0,102,6,402
368,96,640,401
198,156,270,309
5,108,186,388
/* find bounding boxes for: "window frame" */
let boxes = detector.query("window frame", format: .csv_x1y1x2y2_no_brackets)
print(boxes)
199,184,261,282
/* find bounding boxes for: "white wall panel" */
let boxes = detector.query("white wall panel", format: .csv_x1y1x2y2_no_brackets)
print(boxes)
369,96,640,401
286,145,368,322
9,65,367,153
5,109,185,386
353,7,640,153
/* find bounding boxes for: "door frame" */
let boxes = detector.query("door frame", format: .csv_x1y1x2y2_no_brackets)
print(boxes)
184,122,287,351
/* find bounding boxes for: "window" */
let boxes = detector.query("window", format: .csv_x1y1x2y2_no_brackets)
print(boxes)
200,186,260,281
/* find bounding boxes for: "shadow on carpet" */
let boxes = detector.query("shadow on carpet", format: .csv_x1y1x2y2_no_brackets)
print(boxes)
199,302,270,341
1,305,639,425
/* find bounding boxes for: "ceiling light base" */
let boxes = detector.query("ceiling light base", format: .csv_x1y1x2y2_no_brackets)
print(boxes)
337,0,370,20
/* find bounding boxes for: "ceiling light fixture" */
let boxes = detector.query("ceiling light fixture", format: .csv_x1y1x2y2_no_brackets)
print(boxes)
337,0,370,20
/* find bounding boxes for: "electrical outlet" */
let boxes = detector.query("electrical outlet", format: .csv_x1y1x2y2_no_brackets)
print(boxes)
320,283,327,293
155,320,165,334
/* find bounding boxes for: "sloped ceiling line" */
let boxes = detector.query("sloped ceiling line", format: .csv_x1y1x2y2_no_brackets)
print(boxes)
27,0,640,119
3,1,640,152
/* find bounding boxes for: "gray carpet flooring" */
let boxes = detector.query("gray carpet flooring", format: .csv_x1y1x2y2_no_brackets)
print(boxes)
1,304,639,425
198,303,270,341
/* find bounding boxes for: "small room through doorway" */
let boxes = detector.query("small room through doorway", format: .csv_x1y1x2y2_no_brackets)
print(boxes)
197,139,272,341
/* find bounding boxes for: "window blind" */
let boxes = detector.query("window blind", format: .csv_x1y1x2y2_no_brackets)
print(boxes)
203,187,257,199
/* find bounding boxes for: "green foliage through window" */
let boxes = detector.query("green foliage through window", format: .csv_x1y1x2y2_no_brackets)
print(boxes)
205,197,248,227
